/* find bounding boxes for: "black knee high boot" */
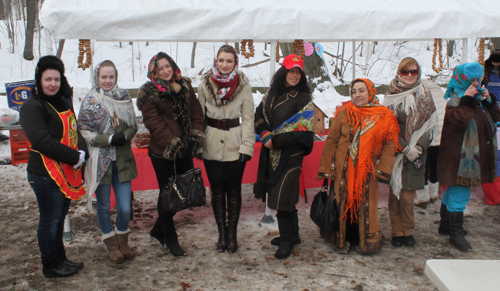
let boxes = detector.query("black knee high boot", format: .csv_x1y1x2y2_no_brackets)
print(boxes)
162,211,187,257
449,211,471,252
275,210,295,259
438,203,450,235
211,188,227,252
226,189,241,254
271,209,301,246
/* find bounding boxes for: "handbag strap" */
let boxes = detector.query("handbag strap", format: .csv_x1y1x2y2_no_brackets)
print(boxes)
326,178,337,200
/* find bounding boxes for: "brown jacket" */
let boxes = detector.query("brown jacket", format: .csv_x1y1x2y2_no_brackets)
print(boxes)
318,109,396,254
136,77,205,160
254,89,314,211
438,94,500,186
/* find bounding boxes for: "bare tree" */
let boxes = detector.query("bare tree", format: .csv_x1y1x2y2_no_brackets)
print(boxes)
2,0,16,53
191,42,197,68
489,38,500,51
23,0,38,60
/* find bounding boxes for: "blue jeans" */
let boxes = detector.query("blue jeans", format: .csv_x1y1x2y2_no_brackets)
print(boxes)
442,185,471,212
95,161,132,234
28,173,71,268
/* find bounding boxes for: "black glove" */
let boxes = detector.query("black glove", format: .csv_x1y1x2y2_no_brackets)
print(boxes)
110,132,127,146
187,142,199,158
195,153,203,160
239,153,251,163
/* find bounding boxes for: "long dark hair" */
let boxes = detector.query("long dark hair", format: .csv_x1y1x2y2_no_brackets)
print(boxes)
268,66,310,99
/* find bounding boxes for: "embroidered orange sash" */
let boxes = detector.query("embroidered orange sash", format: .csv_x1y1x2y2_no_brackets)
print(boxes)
39,103,85,200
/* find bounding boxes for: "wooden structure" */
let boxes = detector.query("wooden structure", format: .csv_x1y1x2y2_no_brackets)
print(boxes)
313,102,328,134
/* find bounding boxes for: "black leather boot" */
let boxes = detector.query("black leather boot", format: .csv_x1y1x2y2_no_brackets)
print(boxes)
150,221,165,246
226,189,241,254
43,261,78,278
449,211,471,252
271,209,301,246
211,188,227,252
439,203,467,235
275,211,295,259
163,211,187,257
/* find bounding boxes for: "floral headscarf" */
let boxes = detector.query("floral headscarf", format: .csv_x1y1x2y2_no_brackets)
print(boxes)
444,62,484,99
211,45,239,101
147,52,182,94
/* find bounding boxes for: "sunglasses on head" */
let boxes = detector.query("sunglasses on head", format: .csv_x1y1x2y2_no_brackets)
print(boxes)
400,69,418,76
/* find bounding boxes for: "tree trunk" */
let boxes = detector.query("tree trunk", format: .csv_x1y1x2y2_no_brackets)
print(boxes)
191,42,197,68
234,42,239,54
447,40,455,57
280,42,332,92
23,0,38,60
56,39,65,58
489,38,500,52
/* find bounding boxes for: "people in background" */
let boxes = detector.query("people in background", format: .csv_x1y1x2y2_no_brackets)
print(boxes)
20,55,88,278
78,60,138,264
482,50,500,105
318,78,399,254
438,62,500,252
254,54,315,259
136,52,205,257
197,45,254,253
383,57,438,248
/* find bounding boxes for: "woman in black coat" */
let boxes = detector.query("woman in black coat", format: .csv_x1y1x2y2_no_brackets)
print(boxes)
254,54,315,259
20,56,88,278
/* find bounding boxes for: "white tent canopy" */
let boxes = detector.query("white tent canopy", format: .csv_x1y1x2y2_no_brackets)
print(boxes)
40,0,500,42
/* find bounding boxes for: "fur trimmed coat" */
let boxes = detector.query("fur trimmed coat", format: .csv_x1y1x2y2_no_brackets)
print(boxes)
197,70,255,161
136,77,205,160
317,109,397,254
438,93,500,186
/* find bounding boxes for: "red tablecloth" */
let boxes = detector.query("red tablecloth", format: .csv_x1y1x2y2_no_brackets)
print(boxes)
131,139,326,194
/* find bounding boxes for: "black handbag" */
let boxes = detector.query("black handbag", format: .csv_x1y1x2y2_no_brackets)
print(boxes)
160,161,206,213
310,178,339,232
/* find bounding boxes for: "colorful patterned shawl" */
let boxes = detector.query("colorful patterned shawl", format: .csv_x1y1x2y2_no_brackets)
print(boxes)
147,52,182,94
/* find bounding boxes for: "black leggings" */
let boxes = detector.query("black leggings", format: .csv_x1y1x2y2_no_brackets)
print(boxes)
203,159,246,192
149,154,194,240
425,146,439,184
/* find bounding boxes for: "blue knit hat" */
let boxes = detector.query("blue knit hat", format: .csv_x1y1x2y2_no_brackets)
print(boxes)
462,62,483,80
444,62,484,99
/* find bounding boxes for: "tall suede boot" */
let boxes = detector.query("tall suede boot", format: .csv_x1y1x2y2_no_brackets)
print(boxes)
102,231,124,264
439,203,467,235
116,230,134,260
271,209,301,246
449,211,472,252
275,211,295,259
163,212,187,257
211,188,227,252
226,189,242,254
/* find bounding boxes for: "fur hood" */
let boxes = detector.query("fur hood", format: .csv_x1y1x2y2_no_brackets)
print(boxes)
199,71,249,107
136,76,192,111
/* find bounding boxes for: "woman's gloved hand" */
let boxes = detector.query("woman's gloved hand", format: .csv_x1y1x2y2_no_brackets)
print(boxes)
239,153,251,163
73,150,86,169
403,145,422,162
110,132,127,146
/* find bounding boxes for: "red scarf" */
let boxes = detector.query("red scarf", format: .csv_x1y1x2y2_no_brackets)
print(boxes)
211,73,239,102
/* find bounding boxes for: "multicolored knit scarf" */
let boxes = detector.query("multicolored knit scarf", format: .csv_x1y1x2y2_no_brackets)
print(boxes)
340,78,400,222
261,90,314,170
211,48,239,102
147,52,182,94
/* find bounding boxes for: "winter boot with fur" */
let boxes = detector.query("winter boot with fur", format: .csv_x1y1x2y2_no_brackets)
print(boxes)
415,185,430,209
211,188,227,252
116,229,134,260
275,211,295,259
449,211,472,252
102,231,125,264
429,182,439,203
271,209,301,246
226,189,242,254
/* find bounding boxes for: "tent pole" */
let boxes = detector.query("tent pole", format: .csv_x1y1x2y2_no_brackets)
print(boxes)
352,40,356,80
45,30,53,55
270,40,277,83
462,38,468,63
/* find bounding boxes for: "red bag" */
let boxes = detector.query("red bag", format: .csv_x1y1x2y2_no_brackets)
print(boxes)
482,177,500,205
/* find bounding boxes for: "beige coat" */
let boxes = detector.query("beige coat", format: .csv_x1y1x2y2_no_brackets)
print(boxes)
197,71,255,161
